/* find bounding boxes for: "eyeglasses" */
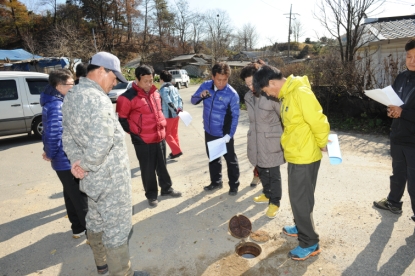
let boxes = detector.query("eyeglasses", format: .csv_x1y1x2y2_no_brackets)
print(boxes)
244,83,253,88
63,83,74,86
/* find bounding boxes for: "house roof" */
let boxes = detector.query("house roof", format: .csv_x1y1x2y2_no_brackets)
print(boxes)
168,54,198,62
192,57,208,64
363,15,415,40
240,51,279,58
225,61,251,67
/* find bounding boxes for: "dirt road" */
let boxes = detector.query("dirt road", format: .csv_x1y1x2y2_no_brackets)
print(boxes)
0,85,414,276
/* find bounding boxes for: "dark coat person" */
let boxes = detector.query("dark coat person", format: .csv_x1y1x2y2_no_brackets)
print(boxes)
374,37,415,222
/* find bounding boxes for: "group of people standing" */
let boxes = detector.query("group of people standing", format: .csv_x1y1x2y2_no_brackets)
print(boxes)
191,61,330,260
39,37,415,275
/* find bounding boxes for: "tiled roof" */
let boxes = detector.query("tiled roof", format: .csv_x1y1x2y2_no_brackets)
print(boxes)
363,15,415,40
240,51,279,58
192,57,208,64
168,54,197,62
225,61,251,67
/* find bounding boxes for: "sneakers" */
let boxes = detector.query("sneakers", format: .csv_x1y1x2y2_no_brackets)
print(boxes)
148,198,158,207
253,194,269,204
283,225,298,237
266,203,279,218
204,183,223,191
168,152,183,159
289,244,321,261
160,188,182,197
250,176,261,187
72,230,86,239
229,187,238,196
373,198,402,214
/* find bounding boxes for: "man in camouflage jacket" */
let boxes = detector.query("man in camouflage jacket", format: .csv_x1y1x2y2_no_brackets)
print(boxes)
62,52,148,276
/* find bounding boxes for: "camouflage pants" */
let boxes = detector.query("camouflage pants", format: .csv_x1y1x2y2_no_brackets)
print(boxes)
85,176,132,248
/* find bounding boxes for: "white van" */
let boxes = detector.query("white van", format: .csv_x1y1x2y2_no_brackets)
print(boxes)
0,71,49,138
168,69,190,89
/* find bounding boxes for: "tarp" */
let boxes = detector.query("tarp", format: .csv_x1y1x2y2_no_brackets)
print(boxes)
0,49,42,61
0,48,70,71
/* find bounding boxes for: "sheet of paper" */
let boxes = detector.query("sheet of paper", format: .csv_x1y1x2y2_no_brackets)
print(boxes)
327,134,342,165
207,138,227,161
364,85,404,106
178,110,192,126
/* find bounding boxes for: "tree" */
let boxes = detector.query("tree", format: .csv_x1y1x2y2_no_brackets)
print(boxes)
80,0,125,51
0,0,31,43
172,0,193,54
314,0,384,63
152,0,174,53
292,19,306,43
188,12,205,53
107,0,142,43
236,23,258,51
40,0,58,26
204,9,233,63
44,22,95,72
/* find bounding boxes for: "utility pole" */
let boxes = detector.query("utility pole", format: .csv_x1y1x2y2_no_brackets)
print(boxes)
284,5,299,58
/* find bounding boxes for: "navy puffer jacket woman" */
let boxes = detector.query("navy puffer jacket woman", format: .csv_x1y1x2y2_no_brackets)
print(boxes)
40,84,71,170
40,69,87,239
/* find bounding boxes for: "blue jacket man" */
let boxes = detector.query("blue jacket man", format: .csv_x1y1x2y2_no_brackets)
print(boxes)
191,62,240,195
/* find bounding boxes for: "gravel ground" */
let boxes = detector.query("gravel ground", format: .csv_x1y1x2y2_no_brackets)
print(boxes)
0,85,414,276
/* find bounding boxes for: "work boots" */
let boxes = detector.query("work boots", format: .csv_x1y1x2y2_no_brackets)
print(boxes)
87,231,108,274
106,242,134,276
89,231,149,276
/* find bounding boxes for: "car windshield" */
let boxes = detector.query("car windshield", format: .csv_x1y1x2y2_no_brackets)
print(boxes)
113,82,128,89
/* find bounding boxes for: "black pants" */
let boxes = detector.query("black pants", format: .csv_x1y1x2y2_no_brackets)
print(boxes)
56,170,88,234
287,161,320,248
257,165,282,206
388,142,415,214
204,131,240,188
134,140,172,200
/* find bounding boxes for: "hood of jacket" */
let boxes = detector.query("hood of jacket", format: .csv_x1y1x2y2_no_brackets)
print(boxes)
278,75,311,100
40,85,64,106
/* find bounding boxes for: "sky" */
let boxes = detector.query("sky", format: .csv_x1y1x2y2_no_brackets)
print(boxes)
21,0,415,48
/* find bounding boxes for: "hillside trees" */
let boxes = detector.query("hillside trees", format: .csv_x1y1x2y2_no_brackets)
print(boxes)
0,0,32,46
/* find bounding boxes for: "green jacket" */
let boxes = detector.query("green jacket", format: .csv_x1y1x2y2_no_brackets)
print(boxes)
278,75,330,164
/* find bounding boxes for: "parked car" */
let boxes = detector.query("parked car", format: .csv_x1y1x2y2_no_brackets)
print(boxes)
108,81,133,102
0,71,49,138
168,69,190,89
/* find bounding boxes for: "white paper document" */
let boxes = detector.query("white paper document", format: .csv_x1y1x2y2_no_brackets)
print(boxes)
207,138,227,161
327,134,342,165
364,86,404,106
178,110,192,126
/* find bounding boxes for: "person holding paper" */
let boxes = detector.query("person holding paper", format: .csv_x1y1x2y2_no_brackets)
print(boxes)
117,65,182,207
240,61,285,219
374,37,415,222
159,70,184,159
191,62,241,196
253,65,330,261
